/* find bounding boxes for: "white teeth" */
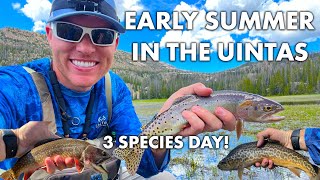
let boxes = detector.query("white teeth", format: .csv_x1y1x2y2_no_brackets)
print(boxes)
72,60,96,67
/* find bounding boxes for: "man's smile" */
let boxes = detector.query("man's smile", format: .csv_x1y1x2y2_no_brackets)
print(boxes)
70,60,98,68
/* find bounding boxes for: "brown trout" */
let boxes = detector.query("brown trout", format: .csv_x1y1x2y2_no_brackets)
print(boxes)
218,141,319,180
113,90,285,175
0,138,111,180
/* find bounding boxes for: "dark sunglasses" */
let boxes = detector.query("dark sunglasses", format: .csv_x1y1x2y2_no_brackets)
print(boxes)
51,21,118,46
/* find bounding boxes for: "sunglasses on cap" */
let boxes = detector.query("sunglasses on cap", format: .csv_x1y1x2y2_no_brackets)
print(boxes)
51,21,118,46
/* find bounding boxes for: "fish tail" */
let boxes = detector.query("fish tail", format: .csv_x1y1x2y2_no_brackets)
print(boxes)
113,144,145,175
311,165,320,180
0,169,16,180
236,119,243,140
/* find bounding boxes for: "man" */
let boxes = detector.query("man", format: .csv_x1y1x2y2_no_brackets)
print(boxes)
0,0,236,179
256,128,320,168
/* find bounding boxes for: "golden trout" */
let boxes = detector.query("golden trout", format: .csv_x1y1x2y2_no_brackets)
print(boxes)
218,141,319,180
113,90,285,175
0,138,111,180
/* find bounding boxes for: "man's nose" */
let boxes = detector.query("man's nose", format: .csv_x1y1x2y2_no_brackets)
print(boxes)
76,34,96,54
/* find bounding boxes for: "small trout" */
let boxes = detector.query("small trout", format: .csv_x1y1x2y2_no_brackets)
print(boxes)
113,90,285,175
218,141,319,180
0,138,111,180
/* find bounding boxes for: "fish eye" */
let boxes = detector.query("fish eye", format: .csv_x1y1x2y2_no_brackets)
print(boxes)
263,106,273,112
102,151,107,156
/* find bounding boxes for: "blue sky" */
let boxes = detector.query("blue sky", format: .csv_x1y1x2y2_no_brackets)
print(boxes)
1,0,319,73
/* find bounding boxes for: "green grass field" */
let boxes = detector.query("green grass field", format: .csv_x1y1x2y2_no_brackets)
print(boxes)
268,94,320,104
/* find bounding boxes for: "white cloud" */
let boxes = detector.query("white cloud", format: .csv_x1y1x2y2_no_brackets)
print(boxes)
20,0,51,22
160,0,320,51
12,3,21,10
116,0,144,21
242,38,262,47
17,0,144,31
15,0,51,32
249,0,320,44
33,21,46,32
211,35,235,51
174,1,198,22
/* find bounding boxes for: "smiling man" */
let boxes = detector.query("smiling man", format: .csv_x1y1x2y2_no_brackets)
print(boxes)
0,0,236,179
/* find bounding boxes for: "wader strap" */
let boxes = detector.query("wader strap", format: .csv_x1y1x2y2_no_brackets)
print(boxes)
105,72,112,123
96,72,113,137
24,67,117,180
22,66,57,133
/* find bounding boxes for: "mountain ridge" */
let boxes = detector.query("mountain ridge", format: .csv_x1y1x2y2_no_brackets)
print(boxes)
1,27,319,99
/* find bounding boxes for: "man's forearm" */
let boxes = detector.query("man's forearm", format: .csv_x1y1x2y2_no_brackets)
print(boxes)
0,131,6,161
299,129,307,151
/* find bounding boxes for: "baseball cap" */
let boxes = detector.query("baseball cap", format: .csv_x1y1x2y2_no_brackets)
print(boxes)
47,0,125,33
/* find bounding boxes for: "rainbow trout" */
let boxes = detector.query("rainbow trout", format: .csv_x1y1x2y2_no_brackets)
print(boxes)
0,138,111,180
218,141,319,180
113,90,285,175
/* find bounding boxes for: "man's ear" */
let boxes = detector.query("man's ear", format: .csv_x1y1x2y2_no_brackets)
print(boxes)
114,36,119,50
46,24,53,45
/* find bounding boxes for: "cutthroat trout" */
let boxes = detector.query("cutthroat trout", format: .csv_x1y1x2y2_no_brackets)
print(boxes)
0,138,111,180
113,90,285,175
218,141,319,180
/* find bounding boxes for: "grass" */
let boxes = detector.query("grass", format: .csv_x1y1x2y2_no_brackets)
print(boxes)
243,104,320,136
171,157,200,178
268,94,320,104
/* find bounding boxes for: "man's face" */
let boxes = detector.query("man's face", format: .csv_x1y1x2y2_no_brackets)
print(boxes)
46,15,119,92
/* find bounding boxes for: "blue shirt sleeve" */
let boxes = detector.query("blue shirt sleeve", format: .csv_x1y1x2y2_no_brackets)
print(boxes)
305,128,320,165
108,73,170,178
0,66,42,170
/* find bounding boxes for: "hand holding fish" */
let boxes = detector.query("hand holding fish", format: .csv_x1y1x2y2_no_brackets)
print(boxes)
3,121,85,179
255,128,307,168
0,138,111,180
159,83,237,136
151,83,237,168
23,155,83,179
10,121,59,158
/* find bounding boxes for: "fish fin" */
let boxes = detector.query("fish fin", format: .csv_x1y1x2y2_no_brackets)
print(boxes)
236,119,243,140
113,144,145,175
113,147,133,160
74,158,85,173
91,164,109,174
237,167,244,180
0,169,16,180
308,164,319,179
78,165,85,173
288,167,301,177
239,100,253,108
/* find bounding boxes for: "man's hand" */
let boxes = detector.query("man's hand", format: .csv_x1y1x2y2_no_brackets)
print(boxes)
159,83,237,136
255,128,294,169
23,156,83,179
152,83,236,168
11,121,81,176
12,121,60,157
